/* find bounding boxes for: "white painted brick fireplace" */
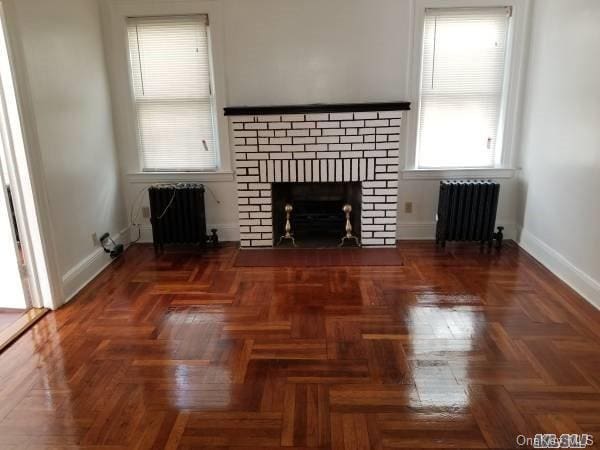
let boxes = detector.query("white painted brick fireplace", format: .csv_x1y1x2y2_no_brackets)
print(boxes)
226,104,408,248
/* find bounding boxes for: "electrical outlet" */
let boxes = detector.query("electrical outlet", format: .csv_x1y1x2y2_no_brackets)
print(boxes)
92,232,99,246
404,201,413,214
142,206,150,218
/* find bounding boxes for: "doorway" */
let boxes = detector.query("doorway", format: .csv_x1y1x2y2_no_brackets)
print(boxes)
0,145,29,309
0,3,52,349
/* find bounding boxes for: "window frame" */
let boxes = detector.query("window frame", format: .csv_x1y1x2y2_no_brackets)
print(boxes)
126,14,218,172
102,0,232,178
402,0,531,179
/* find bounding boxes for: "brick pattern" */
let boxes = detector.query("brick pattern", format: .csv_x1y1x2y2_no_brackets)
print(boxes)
231,111,402,248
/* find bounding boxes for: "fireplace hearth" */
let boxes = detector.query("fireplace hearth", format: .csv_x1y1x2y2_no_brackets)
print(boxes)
272,182,361,247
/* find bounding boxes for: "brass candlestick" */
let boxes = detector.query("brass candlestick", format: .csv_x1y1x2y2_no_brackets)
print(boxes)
277,203,296,246
339,203,360,247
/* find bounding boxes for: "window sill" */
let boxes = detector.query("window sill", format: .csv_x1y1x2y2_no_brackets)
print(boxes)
402,167,516,180
127,171,235,184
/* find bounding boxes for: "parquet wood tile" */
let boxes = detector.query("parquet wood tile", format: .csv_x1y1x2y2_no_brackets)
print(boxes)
0,242,599,449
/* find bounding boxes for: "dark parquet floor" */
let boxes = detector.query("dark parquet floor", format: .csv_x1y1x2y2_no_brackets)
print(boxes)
0,242,599,449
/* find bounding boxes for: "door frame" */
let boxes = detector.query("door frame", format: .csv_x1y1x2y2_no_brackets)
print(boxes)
0,0,64,309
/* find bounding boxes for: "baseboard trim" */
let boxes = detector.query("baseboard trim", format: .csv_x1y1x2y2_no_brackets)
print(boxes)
133,223,239,244
61,227,130,305
517,228,600,310
396,221,516,241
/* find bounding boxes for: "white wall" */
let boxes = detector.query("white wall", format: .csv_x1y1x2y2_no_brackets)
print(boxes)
109,0,520,242
9,0,127,301
223,0,410,105
517,0,600,307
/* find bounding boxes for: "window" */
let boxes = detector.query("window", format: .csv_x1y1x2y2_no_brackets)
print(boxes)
416,7,512,169
127,15,217,171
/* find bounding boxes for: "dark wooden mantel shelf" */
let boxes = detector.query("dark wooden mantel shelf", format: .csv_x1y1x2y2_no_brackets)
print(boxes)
224,101,410,116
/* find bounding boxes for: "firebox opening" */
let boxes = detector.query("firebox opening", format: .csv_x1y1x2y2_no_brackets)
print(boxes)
272,182,361,248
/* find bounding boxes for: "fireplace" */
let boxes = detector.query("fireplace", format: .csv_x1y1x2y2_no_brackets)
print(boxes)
272,182,361,247
225,102,409,248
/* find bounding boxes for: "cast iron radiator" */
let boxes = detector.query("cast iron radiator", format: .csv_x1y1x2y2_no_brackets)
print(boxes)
435,180,504,248
149,183,207,252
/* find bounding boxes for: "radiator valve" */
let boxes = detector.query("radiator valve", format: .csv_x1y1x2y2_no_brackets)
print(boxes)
493,226,504,249
206,228,219,248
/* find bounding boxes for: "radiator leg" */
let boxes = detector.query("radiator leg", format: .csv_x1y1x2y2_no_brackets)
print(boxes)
154,222,161,254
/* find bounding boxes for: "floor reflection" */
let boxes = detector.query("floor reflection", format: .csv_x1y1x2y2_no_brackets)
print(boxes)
1,243,598,448
406,301,481,409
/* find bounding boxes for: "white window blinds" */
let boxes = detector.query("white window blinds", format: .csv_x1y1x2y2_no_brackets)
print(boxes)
127,15,217,171
416,7,511,168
